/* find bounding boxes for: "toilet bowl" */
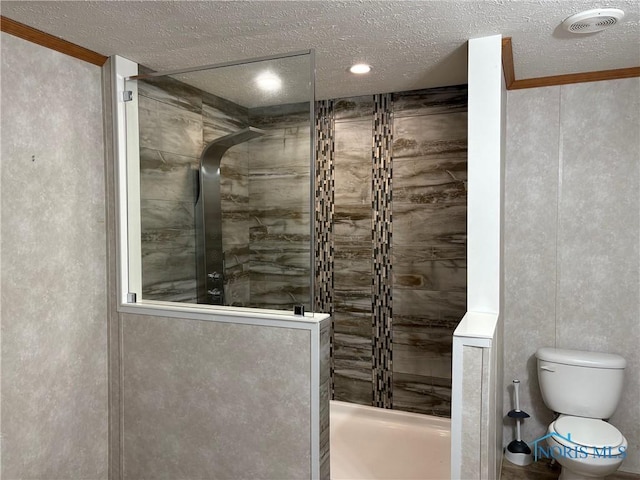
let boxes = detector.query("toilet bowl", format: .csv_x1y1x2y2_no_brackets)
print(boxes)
545,416,627,480
536,348,629,480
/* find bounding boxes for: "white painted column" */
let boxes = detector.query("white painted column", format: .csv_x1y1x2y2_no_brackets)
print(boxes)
467,34,503,314
451,34,505,480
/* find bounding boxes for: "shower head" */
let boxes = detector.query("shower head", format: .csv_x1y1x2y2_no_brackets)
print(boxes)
206,127,266,150
200,126,266,172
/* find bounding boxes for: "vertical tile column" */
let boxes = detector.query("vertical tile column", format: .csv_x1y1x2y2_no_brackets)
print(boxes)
332,96,374,405
371,93,394,408
315,99,336,396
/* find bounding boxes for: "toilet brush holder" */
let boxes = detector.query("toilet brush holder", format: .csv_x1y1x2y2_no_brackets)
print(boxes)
505,379,533,466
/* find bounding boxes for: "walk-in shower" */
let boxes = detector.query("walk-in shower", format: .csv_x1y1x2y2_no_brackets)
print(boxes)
118,47,471,479
196,127,266,305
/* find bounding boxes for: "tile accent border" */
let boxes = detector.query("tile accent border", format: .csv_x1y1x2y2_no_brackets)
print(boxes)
371,93,394,408
315,99,336,398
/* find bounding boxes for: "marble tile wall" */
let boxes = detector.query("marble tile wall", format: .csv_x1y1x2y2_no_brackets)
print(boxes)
138,77,313,310
1,33,108,478
323,86,468,416
504,78,640,474
137,76,198,303
248,104,312,311
138,74,252,304
391,86,468,416
332,95,376,405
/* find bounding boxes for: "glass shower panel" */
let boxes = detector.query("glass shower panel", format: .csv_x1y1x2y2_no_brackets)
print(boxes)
125,52,313,313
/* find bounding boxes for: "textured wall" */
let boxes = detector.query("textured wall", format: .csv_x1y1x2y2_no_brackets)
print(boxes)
317,85,468,416
504,78,640,473
460,346,483,480
319,318,332,479
120,314,315,479
0,33,108,478
460,342,500,480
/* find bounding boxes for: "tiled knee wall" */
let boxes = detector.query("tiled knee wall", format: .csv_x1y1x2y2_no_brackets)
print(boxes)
315,85,468,416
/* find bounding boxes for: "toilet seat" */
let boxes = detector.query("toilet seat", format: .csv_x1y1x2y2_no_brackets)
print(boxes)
552,416,623,449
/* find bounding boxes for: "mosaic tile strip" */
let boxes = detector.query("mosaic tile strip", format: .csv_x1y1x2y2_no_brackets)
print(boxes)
314,99,336,398
371,93,394,409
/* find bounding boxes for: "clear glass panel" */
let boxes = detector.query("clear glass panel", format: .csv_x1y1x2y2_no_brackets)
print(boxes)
125,52,313,312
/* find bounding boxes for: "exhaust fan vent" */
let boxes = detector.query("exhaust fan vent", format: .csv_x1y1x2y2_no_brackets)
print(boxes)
562,8,625,34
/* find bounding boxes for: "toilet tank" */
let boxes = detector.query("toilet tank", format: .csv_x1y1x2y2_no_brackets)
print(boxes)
536,348,626,419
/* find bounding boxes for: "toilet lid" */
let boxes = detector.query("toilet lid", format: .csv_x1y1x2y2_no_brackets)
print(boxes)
553,416,623,448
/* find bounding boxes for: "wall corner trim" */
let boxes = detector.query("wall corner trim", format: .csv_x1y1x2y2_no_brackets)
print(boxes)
501,38,516,89
1,15,108,66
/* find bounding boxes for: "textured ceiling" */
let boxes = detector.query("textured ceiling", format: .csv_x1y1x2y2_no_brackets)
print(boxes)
1,0,639,100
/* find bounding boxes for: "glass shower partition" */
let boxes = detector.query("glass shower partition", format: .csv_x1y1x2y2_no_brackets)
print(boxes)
124,51,314,313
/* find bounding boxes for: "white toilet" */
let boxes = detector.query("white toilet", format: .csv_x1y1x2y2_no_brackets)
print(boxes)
536,347,628,480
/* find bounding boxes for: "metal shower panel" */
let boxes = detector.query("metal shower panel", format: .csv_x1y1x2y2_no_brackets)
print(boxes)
195,127,266,305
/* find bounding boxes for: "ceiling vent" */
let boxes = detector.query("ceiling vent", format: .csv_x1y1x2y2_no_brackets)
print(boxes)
562,8,625,34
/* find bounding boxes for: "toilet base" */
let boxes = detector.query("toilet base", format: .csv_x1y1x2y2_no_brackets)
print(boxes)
559,467,605,480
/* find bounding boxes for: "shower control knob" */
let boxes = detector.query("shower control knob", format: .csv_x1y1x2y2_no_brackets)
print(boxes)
208,272,222,281
208,288,222,297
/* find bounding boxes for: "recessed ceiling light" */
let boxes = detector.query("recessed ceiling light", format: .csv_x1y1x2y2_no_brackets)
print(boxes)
256,72,282,92
349,64,372,74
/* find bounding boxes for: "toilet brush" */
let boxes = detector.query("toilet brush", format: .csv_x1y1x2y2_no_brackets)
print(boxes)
505,379,533,466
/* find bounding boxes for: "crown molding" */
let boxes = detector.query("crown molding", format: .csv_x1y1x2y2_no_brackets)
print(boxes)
1,16,108,66
1,18,637,87
502,37,639,90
